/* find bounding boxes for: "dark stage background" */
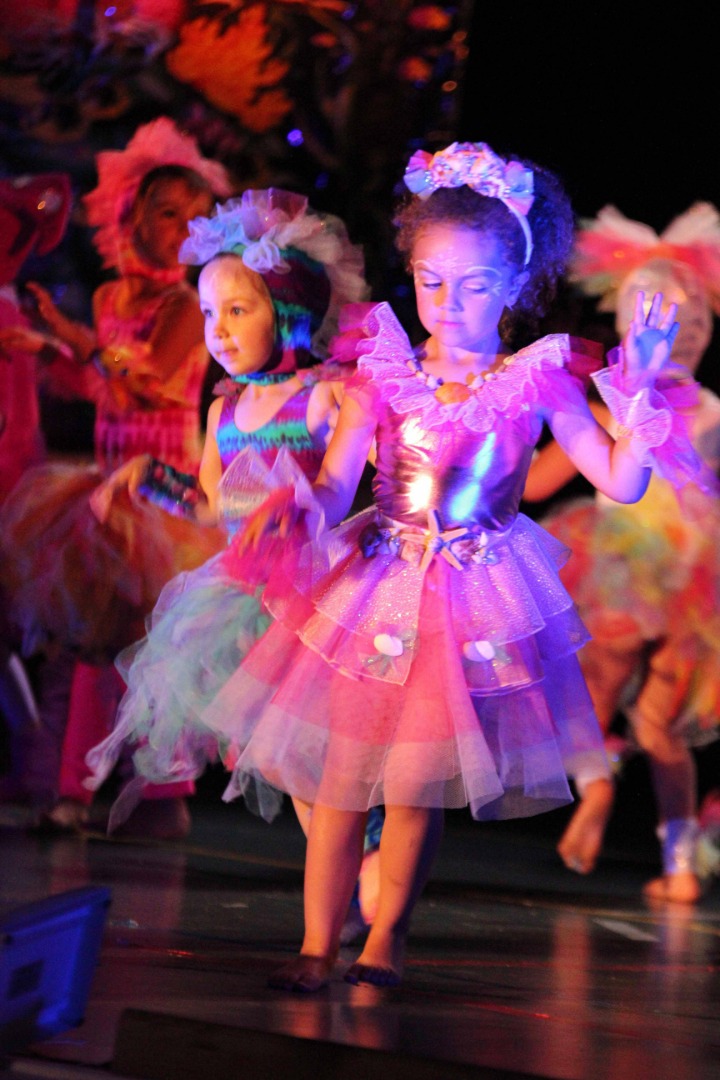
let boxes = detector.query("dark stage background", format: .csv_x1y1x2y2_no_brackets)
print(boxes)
1,2,718,437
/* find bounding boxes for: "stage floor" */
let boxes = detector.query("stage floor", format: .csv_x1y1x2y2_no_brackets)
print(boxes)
1,756,719,1080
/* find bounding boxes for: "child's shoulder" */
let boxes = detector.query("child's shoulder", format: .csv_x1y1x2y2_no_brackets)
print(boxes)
511,334,603,377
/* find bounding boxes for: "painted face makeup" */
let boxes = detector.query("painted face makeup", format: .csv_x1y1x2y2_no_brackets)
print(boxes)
412,224,523,357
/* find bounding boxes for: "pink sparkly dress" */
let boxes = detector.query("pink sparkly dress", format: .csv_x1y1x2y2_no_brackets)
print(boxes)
204,303,612,821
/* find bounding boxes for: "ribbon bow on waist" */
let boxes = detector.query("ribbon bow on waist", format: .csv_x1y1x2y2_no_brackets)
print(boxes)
359,509,502,571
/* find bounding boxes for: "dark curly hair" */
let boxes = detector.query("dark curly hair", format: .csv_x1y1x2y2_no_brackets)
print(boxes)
394,157,574,343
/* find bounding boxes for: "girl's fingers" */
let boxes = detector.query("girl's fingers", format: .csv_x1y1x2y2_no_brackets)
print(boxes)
659,301,679,332
633,290,646,325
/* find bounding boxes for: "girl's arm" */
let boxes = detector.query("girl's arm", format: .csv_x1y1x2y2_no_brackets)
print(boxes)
306,378,345,449
540,291,679,503
143,288,207,383
89,286,205,395
196,396,224,523
90,397,223,527
241,390,377,549
523,402,610,502
313,391,378,526
26,281,98,362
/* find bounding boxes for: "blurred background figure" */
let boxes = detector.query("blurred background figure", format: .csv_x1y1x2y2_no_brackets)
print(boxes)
0,119,232,837
524,203,720,902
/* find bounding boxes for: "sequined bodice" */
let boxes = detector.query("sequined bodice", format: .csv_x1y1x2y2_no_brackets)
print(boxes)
373,404,536,532
216,385,319,473
216,385,323,534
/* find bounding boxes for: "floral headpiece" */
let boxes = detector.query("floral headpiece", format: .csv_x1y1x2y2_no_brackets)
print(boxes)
570,203,720,315
181,188,369,371
404,141,535,265
83,117,232,273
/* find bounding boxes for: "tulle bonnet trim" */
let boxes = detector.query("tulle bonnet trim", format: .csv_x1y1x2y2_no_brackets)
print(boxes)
334,301,598,436
83,117,233,272
180,188,370,361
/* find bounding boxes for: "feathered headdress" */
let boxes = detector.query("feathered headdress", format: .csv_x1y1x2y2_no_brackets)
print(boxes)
569,203,720,315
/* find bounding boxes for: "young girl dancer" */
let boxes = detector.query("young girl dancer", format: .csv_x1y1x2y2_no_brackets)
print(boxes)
85,189,380,933
526,204,720,901
0,118,232,834
204,141,709,992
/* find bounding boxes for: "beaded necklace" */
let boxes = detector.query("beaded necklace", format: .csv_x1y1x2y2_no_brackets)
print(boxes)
408,350,514,405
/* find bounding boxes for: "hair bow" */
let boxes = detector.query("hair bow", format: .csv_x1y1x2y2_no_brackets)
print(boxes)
404,142,534,265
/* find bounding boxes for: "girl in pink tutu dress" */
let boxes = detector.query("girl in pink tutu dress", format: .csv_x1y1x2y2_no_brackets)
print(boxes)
200,141,710,991
0,118,232,834
525,204,720,901
85,189,380,935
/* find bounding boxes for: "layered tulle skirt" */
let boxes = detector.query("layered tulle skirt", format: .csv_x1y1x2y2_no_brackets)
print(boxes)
84,553,267,777
0,462,225,662
542,491,720,740
203,505,610,822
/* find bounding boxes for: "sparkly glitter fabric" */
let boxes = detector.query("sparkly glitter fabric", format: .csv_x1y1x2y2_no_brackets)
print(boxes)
205,304,614,821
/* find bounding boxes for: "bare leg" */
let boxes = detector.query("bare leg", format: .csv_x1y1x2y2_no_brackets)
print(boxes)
291,796,381,944
291,796,313,838
578,637,640,735
345,804,444,987
268,804,366,992
634,652,701,903
557,777,614,874
557,638,639,874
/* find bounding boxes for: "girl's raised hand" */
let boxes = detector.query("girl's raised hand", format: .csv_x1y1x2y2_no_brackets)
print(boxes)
620,291,680,390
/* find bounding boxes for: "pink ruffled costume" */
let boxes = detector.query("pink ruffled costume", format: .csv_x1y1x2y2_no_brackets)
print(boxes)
203,303,616,821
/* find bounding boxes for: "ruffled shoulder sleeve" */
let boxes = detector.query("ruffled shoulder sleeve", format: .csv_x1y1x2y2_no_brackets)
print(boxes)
328,302,415,371
325,301,427,414
591,348,720,494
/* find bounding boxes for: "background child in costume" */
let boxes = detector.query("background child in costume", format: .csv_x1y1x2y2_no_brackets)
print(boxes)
0,172,73,809
0,118,232,836
523,203,720,902
85,189,380,934
199,140,704,993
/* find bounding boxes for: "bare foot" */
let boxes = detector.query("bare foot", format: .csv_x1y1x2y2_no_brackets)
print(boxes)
344,961,401,987
344,928,405,987
33,797,89,835
557,778,614,874
643,872,702,904
267,954,335,993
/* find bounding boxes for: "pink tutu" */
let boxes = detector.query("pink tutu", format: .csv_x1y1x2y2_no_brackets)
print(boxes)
205,498,605,822
0,462,225,661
